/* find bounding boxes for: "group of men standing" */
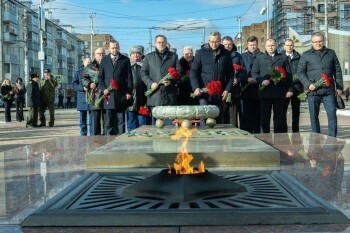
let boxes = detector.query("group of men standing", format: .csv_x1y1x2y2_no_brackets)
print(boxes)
73,30,343,137
26,69,59,128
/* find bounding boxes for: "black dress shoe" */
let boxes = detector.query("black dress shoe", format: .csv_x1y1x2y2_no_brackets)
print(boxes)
38,124,46,127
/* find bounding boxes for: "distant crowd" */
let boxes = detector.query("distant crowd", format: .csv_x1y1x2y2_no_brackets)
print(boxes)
1,30,346,137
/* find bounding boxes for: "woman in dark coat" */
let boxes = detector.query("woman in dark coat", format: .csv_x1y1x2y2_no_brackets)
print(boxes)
14,77,26,122
177,46,199,106
1,79,14,122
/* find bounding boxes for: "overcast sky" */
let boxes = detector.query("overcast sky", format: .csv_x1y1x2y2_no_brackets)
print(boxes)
32,0,269,54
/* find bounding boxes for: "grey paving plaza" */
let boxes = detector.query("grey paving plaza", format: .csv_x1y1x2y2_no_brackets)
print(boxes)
0,105,350,232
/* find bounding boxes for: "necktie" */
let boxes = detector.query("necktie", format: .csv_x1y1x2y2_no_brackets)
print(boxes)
112,57,116,66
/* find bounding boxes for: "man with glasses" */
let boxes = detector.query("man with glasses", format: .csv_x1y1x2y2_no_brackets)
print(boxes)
297,32,343,137
190,31,234,124
281,39,303,133
82,47,106,135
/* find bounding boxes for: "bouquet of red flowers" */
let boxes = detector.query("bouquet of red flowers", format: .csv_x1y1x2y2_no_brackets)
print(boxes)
94,79,119,107
144,67,180,97
297,73,332,101
138,105,150,116
190,80,222,98
260,66,286,91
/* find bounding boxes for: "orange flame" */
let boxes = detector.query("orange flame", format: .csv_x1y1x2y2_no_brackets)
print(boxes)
169,126,205,174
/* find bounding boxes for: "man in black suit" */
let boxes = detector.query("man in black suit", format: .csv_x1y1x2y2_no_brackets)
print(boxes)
98,40,132,135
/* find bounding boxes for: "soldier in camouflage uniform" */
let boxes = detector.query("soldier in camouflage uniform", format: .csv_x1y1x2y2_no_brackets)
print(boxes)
39,68,58,127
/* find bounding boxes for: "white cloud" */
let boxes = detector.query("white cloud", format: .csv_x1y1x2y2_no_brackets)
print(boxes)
156,18,216,33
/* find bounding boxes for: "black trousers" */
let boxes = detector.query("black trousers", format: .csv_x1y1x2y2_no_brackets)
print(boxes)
241,99,261,134
104,109,125,135
4,101,12,122
260,99,285,133
91,109,105,135
223,97,241,127
15,100,24,121
282,96,301,133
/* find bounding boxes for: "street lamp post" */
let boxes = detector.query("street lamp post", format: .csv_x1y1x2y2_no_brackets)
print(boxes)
38,0,45,80
266,0,269,39
260,0,269,39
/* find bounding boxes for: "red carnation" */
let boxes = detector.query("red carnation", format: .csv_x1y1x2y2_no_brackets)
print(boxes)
95,68,99,72
145,67,180,97
233,64,243,71
138,105,150,116
273,66,286,78
298,73,333,101
206,80,222,95
191,80,222,97
321,73,332,87
186,70,190,75
110,79,118,91
168,67,180,79
260,66,286,91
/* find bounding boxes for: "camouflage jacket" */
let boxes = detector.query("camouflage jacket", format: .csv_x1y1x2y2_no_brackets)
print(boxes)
40,75,58,103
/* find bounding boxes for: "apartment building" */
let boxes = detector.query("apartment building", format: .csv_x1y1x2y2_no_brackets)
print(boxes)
0,0,85,88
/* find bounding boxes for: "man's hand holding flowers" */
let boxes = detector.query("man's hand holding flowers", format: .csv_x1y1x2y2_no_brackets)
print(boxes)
191,80,225,100
260,66,287,91
297,73,332,101
145,67,180,97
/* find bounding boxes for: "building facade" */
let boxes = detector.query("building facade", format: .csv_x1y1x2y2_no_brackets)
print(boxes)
76,34,114,59
0,0,85,89
272,0,350,48
242,21,267,52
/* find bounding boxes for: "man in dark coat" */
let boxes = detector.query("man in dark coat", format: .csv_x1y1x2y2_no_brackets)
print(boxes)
281,39,303,133
252,38,293,133
190,31,234,124
26,73,40,127
141,35,180,125
98,40,133,135
221,36,244,127
297,32,343,137
240,36,262,134
73,57,92,136
82,47,105,135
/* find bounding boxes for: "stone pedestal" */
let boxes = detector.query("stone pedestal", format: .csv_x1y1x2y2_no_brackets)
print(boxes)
86,125,280,170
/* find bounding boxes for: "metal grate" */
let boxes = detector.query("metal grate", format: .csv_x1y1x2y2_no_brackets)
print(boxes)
21,171,350,227
68,174,302,210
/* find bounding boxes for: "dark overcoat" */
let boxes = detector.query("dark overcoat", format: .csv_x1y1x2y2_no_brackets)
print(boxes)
141,49,179,106
26,81,40,108
252,52,293,99
190,44,234,93
98,54,133,110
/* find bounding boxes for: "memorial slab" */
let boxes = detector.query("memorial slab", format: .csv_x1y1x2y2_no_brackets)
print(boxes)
86,125,280,170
